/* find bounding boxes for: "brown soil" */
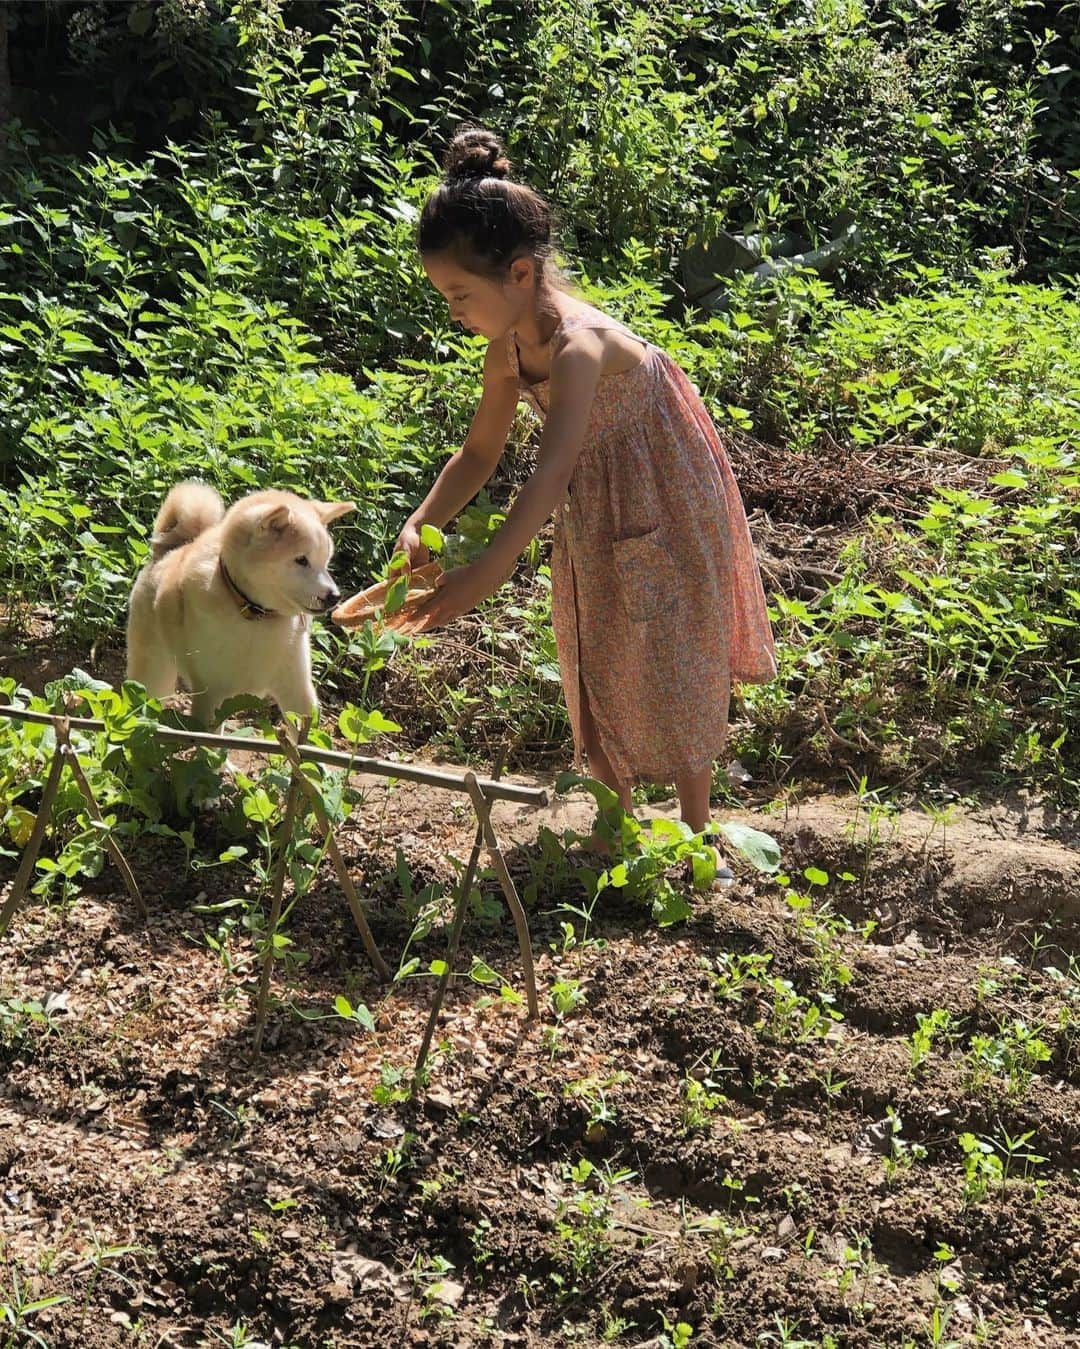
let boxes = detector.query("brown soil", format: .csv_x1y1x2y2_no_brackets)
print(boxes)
1,429,1074,1346
3,766,1079,1348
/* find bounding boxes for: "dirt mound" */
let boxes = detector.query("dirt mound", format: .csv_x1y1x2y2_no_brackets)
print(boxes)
496,779,1080,947
728,434,1009,530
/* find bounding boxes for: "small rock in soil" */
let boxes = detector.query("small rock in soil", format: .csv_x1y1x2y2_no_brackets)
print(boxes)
429,1278,465,1308
856,1116,897,1155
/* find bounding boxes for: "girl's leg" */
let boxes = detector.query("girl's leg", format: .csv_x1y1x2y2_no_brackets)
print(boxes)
676,764,735,887
675,765,712,834
580,690,632,851
580,690,633,808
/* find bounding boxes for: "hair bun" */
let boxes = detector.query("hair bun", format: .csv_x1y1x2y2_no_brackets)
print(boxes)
444,125,511,183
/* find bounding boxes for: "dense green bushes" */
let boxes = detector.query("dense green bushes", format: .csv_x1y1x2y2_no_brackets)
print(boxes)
0,0,1077,794
4,1,1079,285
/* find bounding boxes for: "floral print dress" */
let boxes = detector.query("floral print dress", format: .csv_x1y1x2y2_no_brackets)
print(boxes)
509,310,776,784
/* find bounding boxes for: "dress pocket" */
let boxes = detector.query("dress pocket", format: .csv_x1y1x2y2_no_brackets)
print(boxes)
612,526,677,623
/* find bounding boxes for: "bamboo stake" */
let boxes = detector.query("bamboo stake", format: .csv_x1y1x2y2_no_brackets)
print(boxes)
0,721,68,937
274,730,391,983
464,775,540,1022
413,779,488,1096
55,720,146,920
253,768,304,1054
0,706,547,806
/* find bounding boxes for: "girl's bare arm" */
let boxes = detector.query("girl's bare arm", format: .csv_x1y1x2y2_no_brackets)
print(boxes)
403,341,520,532
477,329,603,583
409,329,603,630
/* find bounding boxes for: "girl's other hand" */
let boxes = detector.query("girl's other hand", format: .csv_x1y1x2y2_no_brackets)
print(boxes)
392,520,430,573
409,561,493,632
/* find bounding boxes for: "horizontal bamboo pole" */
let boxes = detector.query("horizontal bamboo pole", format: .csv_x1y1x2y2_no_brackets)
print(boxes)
0,705,548,806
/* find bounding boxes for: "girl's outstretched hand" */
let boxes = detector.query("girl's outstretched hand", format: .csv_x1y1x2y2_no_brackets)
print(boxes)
392,520,429,572
408,560,494,632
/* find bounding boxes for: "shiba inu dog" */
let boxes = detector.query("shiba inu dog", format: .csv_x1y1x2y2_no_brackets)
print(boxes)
127,482,354,727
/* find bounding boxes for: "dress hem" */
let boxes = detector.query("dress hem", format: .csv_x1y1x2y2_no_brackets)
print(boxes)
580,743,728,789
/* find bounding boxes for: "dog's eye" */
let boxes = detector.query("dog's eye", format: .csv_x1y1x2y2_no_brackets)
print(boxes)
295,555,309,568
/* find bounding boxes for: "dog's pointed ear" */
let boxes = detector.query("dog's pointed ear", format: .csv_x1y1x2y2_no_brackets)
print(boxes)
315,500,356,524
259,504,292,534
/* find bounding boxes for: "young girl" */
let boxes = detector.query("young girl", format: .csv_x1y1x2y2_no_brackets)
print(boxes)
397,125,776,877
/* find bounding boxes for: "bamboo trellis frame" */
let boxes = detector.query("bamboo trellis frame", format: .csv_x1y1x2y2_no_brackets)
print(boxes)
0,703,547,1081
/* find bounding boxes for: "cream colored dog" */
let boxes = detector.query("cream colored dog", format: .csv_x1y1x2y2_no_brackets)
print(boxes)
127,482,354,727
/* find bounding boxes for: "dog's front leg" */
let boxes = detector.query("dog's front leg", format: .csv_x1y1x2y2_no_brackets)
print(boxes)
190,686,230,732
126,608,178,701
273,678,319,720
272,649,319,722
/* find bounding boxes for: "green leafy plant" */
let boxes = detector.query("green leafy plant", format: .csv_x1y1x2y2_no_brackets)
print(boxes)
0,996,60,1051
709,950,774,1002
909,1008,955,1076
881,1107,928,1186
554,1158,639,1278
558,773,780,927
963,1018,1052,1097
783,869,858,993
0,1270,70,1349
954,1130,1046,1206
756,975,842,1045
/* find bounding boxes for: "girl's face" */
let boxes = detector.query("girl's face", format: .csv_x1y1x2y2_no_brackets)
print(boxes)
423,251,534,340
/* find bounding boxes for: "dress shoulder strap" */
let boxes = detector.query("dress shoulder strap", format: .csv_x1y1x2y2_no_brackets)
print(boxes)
553,309,647,353
556,308,633,336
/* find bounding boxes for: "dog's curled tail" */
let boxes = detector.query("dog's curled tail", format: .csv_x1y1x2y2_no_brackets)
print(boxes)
151,482,224,560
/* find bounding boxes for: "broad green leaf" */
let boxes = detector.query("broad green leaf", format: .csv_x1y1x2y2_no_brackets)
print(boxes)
127,5,153,35
555,771,621,812
339,704,372,744
649,817,690,842
383,572,410,616
45,668,111,705
469,958,500,985
363,710,401,734
716,822,781,873
242,789,276,824
691,848,715,890
339,705,401,743
7,806,35,847
419,523,445,553
653,886,693,927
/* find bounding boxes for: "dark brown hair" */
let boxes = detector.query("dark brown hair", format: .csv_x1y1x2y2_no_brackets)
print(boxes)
418,125,554,278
